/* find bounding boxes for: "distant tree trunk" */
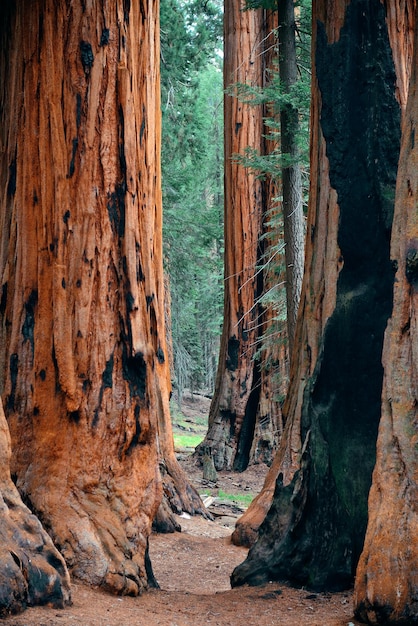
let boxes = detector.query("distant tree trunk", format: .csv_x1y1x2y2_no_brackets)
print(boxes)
354,2,418,622
231,0,401,589
0,0,204,599
252,9,286,468
0,397,71,616
197,1,271,472
278,0,305,357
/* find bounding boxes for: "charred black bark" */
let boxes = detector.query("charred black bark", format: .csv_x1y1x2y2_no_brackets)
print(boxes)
232,0,400,592
233,367,261,472
122,351,147,399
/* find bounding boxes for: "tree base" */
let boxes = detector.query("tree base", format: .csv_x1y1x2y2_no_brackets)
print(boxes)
231,451,281,548
28,488,155,596
0,493,71,617
158,455,213,528
0,402,71,617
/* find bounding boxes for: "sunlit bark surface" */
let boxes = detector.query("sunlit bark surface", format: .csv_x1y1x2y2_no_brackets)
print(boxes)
232,0,401,590
0,0,203,597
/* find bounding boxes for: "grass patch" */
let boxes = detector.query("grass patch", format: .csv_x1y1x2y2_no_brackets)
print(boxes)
200,489,254,507
218,490,254,507
173,433,204,450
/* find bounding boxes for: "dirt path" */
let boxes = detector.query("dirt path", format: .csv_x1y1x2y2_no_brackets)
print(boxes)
3,398,363,625
3,513,361,626
4,457,363,626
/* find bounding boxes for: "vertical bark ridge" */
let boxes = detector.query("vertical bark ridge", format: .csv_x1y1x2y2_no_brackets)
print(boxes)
253,8,285,469
279,0,305,356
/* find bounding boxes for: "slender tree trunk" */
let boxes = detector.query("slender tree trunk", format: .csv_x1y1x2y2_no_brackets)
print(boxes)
278,0,305,357
354,2,418,622
197,1,267,472
231,0,401,590
0,0,203,597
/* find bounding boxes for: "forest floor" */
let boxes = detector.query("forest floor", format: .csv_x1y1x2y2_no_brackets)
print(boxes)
4,393,363,626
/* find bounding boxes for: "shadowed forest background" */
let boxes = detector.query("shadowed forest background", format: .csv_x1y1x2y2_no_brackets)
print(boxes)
0,0,417,625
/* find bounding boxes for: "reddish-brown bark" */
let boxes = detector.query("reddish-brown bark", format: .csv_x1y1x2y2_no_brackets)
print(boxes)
199,0,286,471
233,0,418,556
278,0,305,357
0,0,203,602
232,0,342,548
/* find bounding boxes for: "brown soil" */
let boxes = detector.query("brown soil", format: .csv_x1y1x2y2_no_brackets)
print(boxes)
3,395,363,626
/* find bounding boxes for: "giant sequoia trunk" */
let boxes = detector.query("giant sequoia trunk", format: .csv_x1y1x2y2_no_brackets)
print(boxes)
231,0,402,590
0,0,204,600
354,2,418,622
198,2,282,472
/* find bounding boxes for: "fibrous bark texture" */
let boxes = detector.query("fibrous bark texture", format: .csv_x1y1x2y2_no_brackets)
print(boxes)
354,2,418,623
198,2,282,472
0,398,71,616
232,0,401,590
0,0,202,597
